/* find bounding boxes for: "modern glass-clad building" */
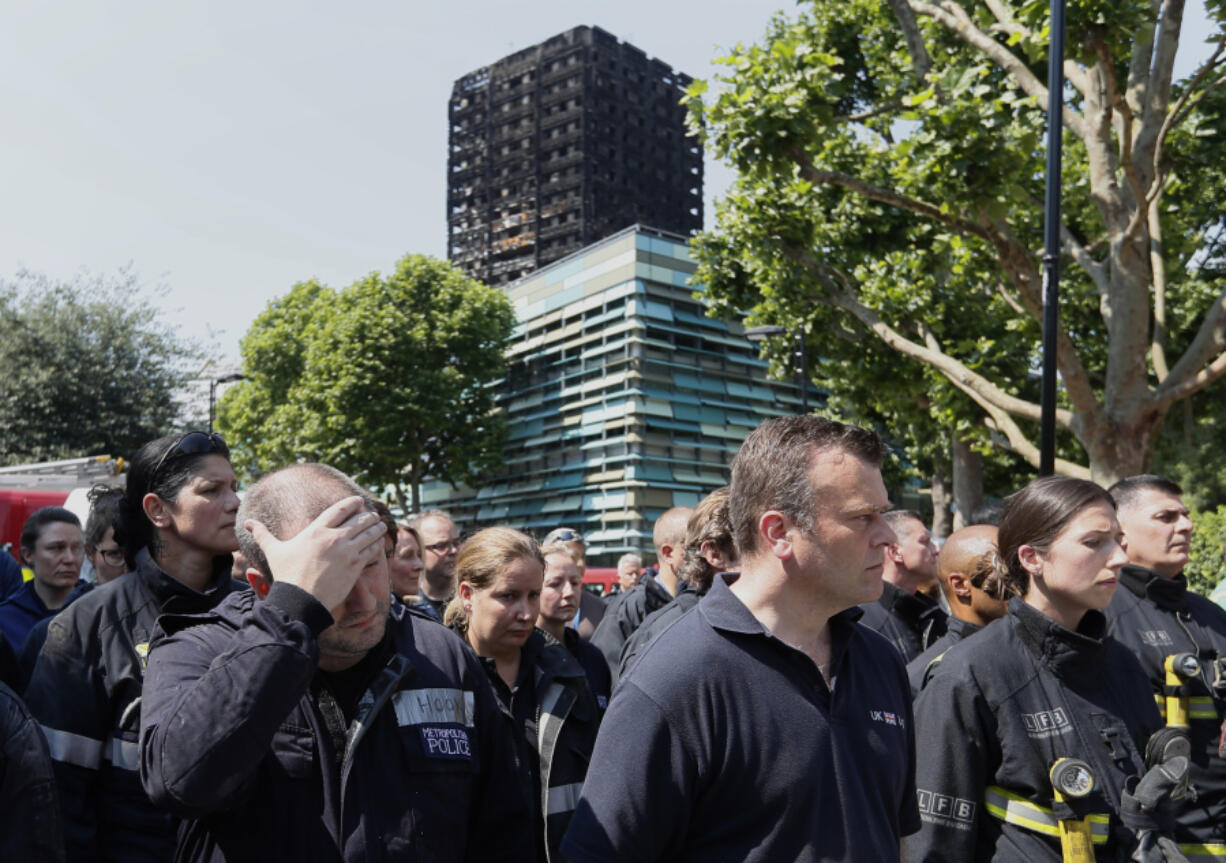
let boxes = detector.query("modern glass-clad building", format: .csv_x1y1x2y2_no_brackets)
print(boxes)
423,224,809,564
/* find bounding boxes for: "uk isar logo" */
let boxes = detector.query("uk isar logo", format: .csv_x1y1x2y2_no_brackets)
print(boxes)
1021,707,1071,739
868,709,905,728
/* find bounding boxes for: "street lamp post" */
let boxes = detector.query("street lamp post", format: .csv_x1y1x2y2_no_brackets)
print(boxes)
745,325,809,415
1039,0,1068,476
209,373,245,434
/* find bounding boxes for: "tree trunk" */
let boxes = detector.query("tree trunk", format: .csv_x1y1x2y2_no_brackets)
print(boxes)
408,458,425,515
1081,406,1169,487
951,436,984,532
930,468,952,541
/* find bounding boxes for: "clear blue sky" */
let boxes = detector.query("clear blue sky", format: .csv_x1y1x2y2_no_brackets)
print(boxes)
1,0,1214,369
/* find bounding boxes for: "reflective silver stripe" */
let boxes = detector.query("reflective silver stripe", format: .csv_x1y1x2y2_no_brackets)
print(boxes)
392,689,475,727
40,726,104,770
106,737,140,771
1180,843,1226,861
546,782,583,816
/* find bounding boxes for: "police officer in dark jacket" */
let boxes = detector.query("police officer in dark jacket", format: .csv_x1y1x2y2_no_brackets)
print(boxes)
139,464,533,863
24,431,240,863
537,543,611,709
449,528,599,863
1105,475,1226,854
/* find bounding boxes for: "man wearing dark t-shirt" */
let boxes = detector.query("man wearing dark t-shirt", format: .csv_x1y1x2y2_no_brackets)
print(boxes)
562,416,920,863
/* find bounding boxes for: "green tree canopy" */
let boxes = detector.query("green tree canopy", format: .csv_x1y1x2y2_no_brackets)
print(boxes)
0,268,201,463
219,254,516,510
689,0,1226,485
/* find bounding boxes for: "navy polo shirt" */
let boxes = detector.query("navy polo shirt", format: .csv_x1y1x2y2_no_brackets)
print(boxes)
562,573,920,863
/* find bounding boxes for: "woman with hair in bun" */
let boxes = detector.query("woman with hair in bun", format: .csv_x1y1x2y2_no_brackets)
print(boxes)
904,476,1174,862
24,431,240,863
446,527,598,863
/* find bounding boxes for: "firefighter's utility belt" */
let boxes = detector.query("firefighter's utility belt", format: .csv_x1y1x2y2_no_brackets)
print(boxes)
984,785,1109,845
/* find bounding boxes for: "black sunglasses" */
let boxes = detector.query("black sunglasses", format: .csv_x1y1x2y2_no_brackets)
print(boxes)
152,431,229,478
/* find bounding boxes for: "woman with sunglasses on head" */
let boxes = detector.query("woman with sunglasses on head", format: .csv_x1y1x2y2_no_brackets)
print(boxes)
446,527,599,863
24,431,241,863
904,476,1175,862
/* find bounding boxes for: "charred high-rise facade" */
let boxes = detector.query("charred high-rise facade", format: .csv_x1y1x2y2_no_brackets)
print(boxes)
447,26,703,285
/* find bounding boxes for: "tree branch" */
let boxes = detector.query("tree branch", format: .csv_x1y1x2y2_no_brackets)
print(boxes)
789,147,994,241
1149,203,1170,381
908,0,1088,140
887,0,933,83
787,250,1075,428
980,0,1090,96
1152,285,1226,405
971,391,1092,478
1133,0,1186,187
981,221,1102,429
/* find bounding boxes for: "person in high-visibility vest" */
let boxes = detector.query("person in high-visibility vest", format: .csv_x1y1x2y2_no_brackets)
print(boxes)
905,476,1172,862
1105,474,1226,860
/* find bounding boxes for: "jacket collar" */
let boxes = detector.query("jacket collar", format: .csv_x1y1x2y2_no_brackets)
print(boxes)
700,572,863,657
1119,564,1187,611
1009,596,1107,677
879,580,943,623
946,615,983,640
134,547,234,615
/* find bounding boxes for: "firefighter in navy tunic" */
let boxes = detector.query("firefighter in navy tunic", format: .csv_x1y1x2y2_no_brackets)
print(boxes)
905,477,1177,863
1105,475,1226,858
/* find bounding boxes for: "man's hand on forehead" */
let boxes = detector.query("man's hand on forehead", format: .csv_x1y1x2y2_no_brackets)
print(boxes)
244,495,387,612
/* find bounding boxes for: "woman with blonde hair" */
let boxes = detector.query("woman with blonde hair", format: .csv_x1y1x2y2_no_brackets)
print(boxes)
447,527,599,863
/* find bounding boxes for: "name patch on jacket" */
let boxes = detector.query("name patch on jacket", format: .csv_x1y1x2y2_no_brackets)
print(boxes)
1140,630,1174,647
1021,708,1071,738
393,689,475,728
418,725,472,760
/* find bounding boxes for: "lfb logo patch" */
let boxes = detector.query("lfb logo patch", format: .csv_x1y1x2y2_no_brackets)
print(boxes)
1021,708,1071,738
869,709,905,728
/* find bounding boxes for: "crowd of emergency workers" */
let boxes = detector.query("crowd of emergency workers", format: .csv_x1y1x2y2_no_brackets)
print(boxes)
2,416,1226,862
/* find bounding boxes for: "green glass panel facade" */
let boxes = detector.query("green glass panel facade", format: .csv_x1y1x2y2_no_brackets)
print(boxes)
423,225,815,564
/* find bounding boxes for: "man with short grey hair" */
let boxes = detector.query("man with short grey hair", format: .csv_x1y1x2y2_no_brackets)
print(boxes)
139,463,532,863
615,553,642,594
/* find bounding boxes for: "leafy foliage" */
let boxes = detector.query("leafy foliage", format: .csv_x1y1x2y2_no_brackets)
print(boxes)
218,255,515,509
0,268,201,463
688,0,1226,484
1187,505,1226,597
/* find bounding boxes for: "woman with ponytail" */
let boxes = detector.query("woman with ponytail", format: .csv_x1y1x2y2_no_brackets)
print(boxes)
23,431,241,863
905,476,1170,862
448,527,598,863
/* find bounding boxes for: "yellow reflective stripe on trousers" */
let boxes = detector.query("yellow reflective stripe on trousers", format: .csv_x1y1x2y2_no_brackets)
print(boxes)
1154,694,1219,720
984,786,1109,844
1180,843,1226,861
